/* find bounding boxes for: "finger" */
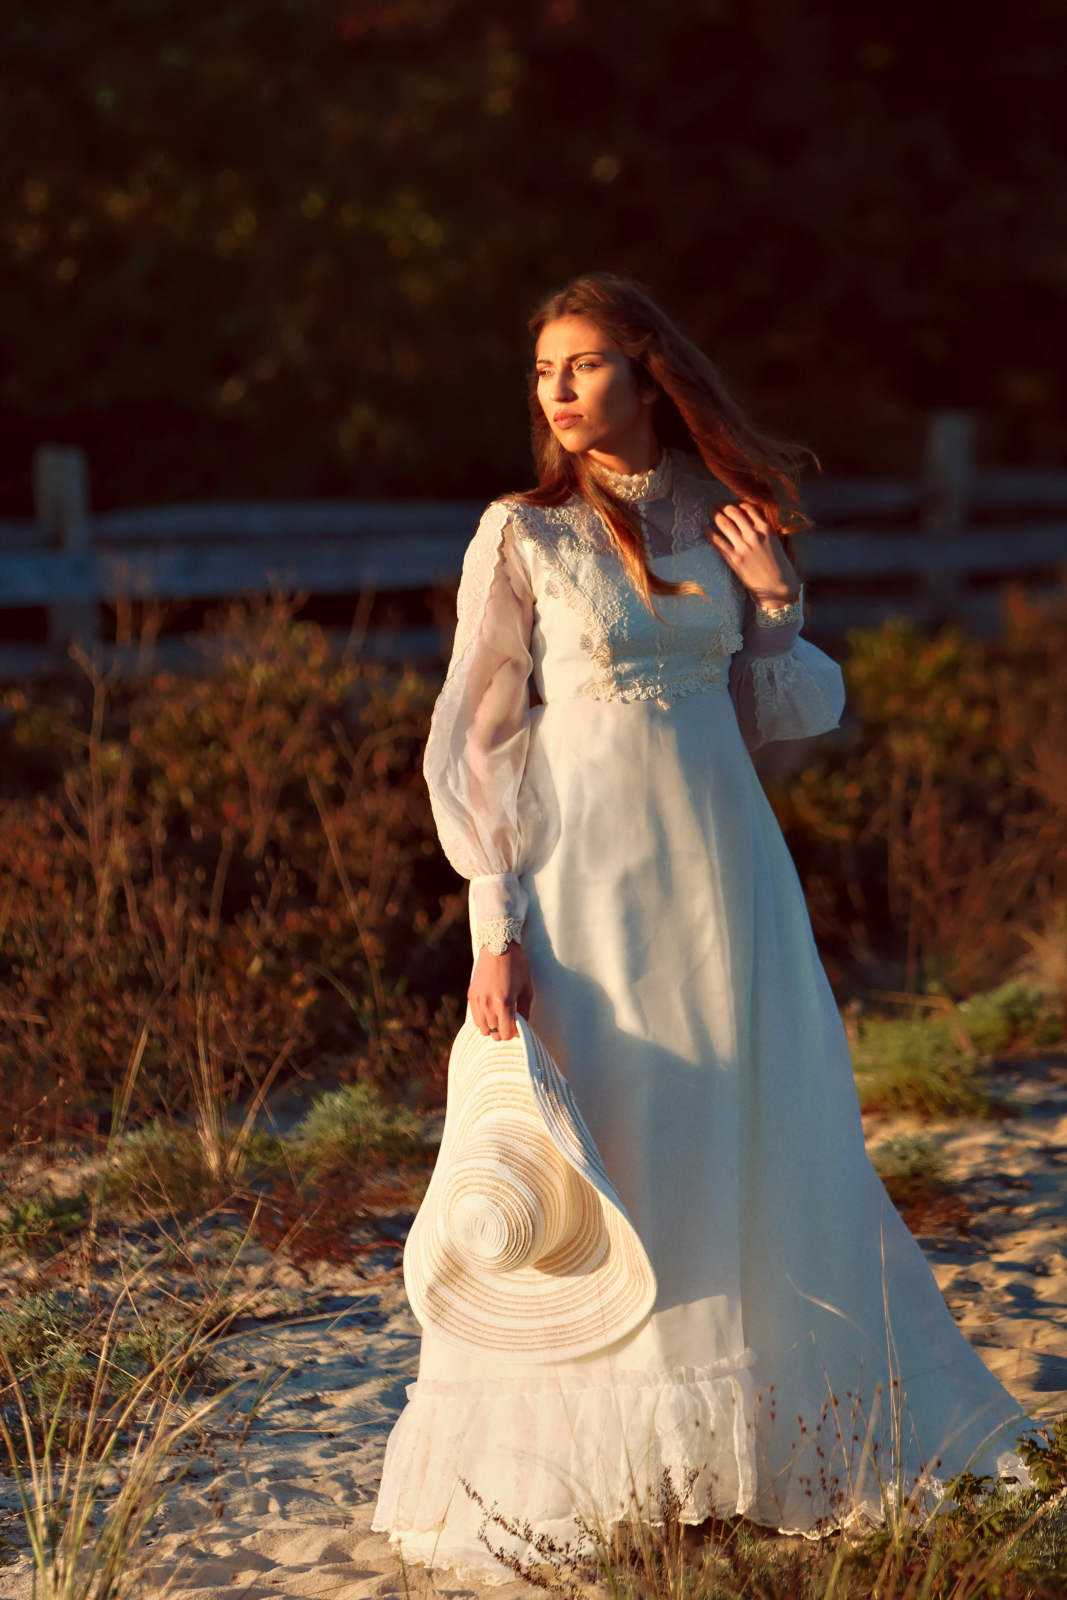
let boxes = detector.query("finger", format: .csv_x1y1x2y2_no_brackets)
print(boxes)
468,991,492,1037
725,504,768,542
708,526,745,566
708,511,741,546
713,505,757,542
739,500,771,533
494,1003,518,1042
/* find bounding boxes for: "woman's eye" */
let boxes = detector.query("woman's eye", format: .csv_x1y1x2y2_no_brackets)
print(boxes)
535,363,597,380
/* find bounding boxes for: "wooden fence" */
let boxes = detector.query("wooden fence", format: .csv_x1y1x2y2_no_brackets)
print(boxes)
0,412,1065,676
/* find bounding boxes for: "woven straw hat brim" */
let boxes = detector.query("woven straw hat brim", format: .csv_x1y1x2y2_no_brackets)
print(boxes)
403,1016,657,1361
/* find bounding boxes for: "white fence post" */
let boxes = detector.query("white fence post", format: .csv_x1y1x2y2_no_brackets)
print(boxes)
920,410,973,620
33,444,98,654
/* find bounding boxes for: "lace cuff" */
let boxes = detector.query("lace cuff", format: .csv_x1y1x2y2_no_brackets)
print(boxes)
752,585,804,629
470,872,528,956
477,916,525,955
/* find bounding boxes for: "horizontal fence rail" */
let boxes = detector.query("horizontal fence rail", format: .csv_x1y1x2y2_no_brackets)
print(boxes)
0,415,1064,677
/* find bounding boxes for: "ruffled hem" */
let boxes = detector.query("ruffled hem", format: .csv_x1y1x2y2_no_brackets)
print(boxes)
374,1457,1033,1588
372,1347,1036,1585
372,1358,759,1579
374,1442,1033,1588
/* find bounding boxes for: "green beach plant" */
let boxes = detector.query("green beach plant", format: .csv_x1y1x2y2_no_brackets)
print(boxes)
850,1013,993,1117
869,1136,949,1210
956,980,1064,1057
0,1281,242,1600
0,1190,90,1257
292,1081,423,1182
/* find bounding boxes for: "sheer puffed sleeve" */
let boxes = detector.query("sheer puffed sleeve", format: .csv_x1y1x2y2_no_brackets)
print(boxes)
423,500,535,955
728,585,846,752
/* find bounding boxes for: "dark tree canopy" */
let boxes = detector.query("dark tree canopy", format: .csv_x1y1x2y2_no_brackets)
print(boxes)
2,0,1064,511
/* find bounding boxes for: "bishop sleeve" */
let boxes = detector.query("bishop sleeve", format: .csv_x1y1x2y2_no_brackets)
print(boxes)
728,585,846,752
423,501,535,954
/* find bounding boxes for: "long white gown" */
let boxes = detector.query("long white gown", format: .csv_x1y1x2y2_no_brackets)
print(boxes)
371,448,1030,1578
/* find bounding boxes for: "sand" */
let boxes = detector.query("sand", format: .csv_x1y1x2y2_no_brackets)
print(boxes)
0,1053,1064,1600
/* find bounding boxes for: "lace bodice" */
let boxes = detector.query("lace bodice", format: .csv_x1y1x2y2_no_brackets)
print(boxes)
503,453,754,709
423,448,845,952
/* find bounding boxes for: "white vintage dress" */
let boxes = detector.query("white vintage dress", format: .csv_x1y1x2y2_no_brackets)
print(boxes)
372,448,1029,1577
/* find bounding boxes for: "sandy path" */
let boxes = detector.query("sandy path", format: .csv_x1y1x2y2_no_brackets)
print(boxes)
0,1056,1064,1600
882,1052,1067,1408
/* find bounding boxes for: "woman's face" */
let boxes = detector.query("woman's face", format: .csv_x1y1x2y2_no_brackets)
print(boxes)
534,315,655,461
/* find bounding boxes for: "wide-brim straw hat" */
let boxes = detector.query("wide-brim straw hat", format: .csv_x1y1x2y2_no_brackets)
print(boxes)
403,1013,657,1361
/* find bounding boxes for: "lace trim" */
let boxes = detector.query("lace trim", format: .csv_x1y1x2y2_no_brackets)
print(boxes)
585,660,732,707
477,915,524,955
753,586,805,628
587,449,674,504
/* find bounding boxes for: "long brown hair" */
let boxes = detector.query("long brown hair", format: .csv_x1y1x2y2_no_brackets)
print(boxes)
518,272,819,617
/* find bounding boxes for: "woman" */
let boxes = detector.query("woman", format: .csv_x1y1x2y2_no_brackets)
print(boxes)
372,273,1030,1577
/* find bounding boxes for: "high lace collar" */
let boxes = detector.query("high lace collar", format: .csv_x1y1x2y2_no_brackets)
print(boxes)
588,448,674,504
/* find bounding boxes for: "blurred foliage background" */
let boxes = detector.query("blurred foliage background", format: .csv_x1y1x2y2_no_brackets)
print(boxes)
1,592,1064,1143
2,0,1065,515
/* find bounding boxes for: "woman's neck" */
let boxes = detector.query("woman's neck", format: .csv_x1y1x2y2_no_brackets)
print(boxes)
584,438,662,477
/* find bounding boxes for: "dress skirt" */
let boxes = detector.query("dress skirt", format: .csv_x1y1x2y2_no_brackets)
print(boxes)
372,681,1029,1578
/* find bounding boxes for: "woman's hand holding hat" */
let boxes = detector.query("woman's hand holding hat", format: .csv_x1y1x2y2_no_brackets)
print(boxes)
468,943,533,1041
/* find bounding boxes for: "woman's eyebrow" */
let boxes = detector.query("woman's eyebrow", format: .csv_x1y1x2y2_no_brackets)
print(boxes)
535,349,608,364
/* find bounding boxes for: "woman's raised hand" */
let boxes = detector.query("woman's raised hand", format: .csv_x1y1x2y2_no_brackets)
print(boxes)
468,943,533,1042
707,500,801,603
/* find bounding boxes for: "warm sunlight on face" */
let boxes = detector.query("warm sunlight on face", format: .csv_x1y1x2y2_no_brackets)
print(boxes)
534,316,657,471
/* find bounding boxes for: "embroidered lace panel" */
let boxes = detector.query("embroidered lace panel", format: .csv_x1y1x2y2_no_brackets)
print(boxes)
507,455,745,706
477,915,525,955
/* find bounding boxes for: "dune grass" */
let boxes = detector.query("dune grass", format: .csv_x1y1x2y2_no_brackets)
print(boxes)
0,1217,256,1598
460,1423,1067,1598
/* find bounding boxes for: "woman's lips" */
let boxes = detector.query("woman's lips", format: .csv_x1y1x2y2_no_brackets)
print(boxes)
553,412,582,428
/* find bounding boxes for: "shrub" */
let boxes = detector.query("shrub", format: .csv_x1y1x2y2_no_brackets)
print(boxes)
106,1120,283,1213
869,1135,948,1208
0,1189,90,1256
957,980,1063,1056
0,1288,224,1438
0,594,460,1147
768,589,1067,999
851,1015,993,1117
292,1081,424,1182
